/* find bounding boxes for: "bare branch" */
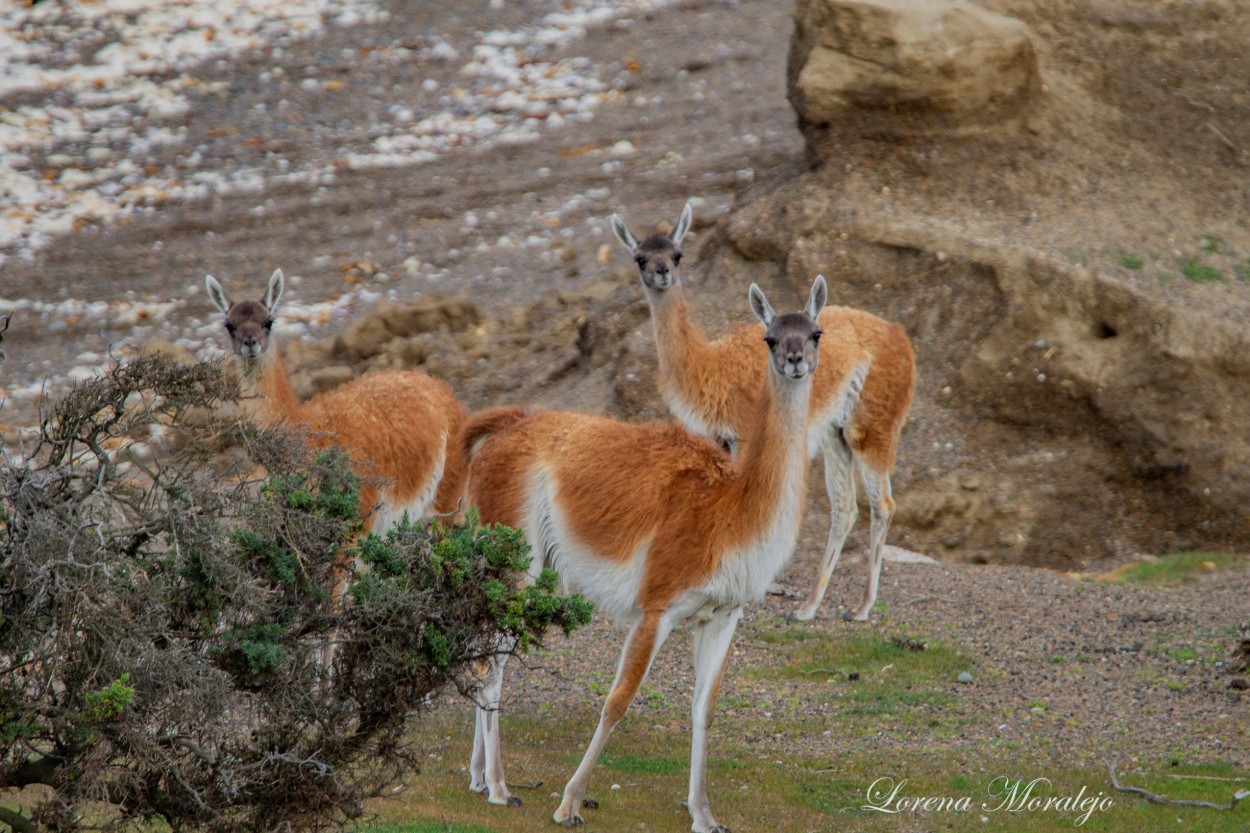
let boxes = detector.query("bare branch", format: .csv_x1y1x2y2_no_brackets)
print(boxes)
1105,761,1250,811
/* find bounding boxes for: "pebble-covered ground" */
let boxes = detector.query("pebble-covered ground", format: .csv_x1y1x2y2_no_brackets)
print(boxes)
452,551,1248,774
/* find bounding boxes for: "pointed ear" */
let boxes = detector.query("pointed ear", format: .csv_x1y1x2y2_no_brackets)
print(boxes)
205,275,231,314
672,201,693,245
805,274,828,320
748,283,775,328
264,268,285,313
610,213,638,252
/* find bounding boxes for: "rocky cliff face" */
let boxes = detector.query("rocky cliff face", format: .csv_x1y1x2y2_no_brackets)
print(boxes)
686,0,1250,566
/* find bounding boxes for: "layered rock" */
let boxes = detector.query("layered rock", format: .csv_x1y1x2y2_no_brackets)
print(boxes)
788,0,1041,159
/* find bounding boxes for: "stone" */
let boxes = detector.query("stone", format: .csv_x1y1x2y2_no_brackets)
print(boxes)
332,315,392,361
142,338,197,365
788,0,1040,152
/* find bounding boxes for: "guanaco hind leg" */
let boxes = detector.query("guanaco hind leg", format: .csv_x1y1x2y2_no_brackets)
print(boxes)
788,433,857,621
555,611,677,826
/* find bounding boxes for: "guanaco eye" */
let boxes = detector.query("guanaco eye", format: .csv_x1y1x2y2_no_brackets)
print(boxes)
225,322,236,334
264,318,275,331
763,336,777,349
672,252,682,265
812,330,822,344
634,255,647,267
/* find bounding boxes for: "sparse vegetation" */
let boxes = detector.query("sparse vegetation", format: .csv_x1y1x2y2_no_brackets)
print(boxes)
0,355,592,833
1109,551,1248,585
1181,258,1224,282
1119,252,1144,270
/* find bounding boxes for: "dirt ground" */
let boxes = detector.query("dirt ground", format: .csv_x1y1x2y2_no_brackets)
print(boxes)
5,0,1249,571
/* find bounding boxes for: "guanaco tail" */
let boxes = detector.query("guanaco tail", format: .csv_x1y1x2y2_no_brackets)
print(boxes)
461,275,828,833
611,203,915,622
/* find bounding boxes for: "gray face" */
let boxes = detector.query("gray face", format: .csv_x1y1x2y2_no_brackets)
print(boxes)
222,300,274,359
632,234,683,292
763,312,822,380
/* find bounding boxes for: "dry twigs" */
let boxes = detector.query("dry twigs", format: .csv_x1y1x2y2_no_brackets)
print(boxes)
1104,761,1250,811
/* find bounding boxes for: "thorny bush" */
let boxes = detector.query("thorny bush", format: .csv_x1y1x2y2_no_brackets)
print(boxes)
0,354,592,833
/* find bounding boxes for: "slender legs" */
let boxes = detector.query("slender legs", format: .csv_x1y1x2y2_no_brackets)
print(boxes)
849,461,894,622
554,611,676,826
788,432,895,622
686,606,742,833
468,636,519,806
788,435,857,621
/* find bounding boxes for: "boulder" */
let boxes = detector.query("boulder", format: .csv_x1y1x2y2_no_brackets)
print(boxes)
788,0,1040,154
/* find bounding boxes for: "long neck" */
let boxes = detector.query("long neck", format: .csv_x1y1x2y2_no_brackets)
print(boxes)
238,344,303,425
734,369,812,512
648,289,714,398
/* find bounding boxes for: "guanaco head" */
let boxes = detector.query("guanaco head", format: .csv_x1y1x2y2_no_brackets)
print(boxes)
204,268,285,360
610,202,693,293
749,275,826,381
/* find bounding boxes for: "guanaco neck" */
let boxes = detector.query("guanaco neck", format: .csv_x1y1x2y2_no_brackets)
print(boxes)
238,344,304,426
732,366,812,517
646,286,719,408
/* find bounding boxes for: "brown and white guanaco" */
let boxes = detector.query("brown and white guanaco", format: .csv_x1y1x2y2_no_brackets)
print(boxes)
205,269,467,634
612,203,915,622
462,276,828,832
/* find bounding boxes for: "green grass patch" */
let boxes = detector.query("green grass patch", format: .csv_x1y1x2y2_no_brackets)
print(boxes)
1201,234,1226,254
748,627,973,687
358,824,498,833
1119,253,1144,270
347,712,1250,833
1181,258,1224,282
598,753,687,775
1110,551,1248,585
740,627,974,733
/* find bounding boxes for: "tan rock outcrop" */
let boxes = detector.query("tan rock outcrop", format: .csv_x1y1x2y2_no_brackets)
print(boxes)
788,0,1040,156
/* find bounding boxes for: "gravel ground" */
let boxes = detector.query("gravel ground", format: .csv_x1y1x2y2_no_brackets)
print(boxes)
435,550,1249,776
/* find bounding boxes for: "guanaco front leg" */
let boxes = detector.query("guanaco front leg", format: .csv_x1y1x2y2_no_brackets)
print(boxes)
555,610,676,826
469,637,520,806
687,605,742,833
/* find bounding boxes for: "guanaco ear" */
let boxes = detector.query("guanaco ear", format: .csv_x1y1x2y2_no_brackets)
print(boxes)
610,214,639,252
205,275,231,314
264,268,285,313
805,274,828,320
748,283,775,328
672,201,693,246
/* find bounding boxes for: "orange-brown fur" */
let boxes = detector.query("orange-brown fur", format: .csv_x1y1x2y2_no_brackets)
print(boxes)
244,339,467,528
652,293,915,468
465,406,789,595
460,277,825,830
614,203,916,623
206,270,468,649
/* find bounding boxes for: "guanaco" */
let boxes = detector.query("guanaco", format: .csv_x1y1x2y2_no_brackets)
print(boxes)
462,276,829,832
205,269,467,632
611,203,915,622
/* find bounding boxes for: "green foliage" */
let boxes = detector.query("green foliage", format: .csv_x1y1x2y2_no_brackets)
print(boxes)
1181,258,1223,282
80,674,134,724
0,355,592,833
1112,551,1247,585
218,623,289,674
1119,253,1144,270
